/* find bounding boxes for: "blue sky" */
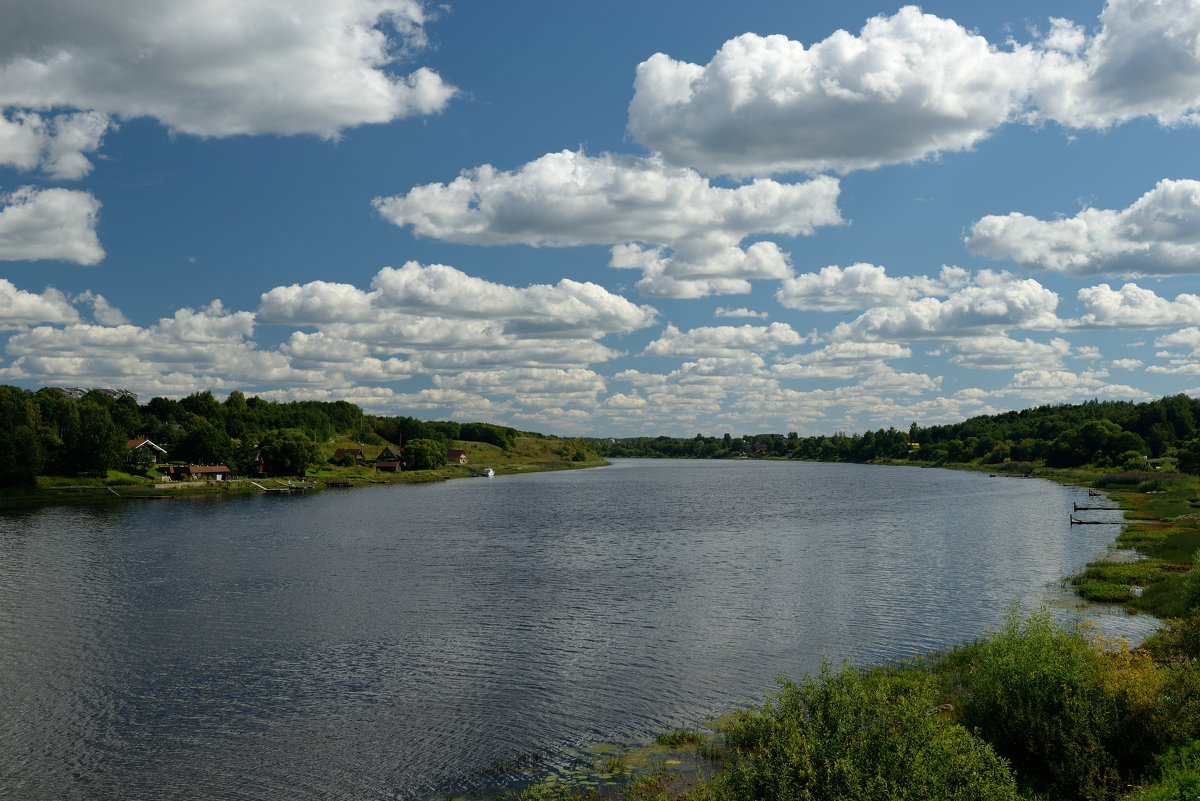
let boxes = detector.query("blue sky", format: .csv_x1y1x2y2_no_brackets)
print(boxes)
2,0,1200,437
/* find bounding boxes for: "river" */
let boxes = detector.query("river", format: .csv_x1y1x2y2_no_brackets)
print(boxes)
0,459,1153,800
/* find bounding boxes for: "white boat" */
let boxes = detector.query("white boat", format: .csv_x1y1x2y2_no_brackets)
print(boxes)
483,467,494,477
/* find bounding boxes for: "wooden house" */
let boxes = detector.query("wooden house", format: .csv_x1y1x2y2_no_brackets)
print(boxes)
332,448,365,465
125,438,167,466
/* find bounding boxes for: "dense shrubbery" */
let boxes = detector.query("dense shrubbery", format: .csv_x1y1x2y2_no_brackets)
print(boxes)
713,662,1018,801
948,608,1188,798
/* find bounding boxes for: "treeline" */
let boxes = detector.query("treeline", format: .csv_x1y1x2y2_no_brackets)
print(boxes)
592,393,1200,472
0,385,536,487
366,416,524,451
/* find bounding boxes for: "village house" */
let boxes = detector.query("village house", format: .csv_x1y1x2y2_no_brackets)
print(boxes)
125,438,167,467
375,444,403,472
446,449,468,465
332,448,365,465
161,464,233,481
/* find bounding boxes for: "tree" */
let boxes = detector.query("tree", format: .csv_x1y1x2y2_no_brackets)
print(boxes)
0,386,43,486
404,438,446,470
257,428,318,476
71,400,125,475
175,417,234,466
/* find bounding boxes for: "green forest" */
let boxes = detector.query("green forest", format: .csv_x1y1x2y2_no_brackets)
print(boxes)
0,384,530,487
592,393,1200,473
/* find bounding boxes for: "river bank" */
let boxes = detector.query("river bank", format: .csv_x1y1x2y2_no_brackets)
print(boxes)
487,464,1199,801
0,436,610,511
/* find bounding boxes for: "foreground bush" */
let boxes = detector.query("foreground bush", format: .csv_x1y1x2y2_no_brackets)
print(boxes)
1128,739,1200,799
712,662,1018,801
950,607,1200,799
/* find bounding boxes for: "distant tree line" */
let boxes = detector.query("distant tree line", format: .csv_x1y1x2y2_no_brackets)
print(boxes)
365,416,523,451
590,394,1200,473
0,384,541,487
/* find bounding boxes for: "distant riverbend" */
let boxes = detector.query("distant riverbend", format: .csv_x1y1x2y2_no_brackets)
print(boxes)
0,459,1154,800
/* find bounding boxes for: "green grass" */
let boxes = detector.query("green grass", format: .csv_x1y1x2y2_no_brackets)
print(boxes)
654,729,706,749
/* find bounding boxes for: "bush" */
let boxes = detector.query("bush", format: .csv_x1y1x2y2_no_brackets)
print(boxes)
1128,739,1200,800
712,661,1018,801
952,607,1186,799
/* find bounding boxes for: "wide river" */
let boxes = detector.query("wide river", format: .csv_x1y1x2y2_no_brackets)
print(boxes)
0,459,1154,800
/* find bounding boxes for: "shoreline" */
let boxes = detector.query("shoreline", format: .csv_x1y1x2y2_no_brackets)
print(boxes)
460,462,1193,801
0,454,611,512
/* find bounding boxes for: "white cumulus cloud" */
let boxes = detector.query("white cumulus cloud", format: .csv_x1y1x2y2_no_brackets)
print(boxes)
0,110,112,179
0,280,81,330
373,149,842,298
832,270,1061,342
776,263,967,311
966,179,1200,276
642,322,805,358
0,186,103,265
1071,283,1200,327
627,1,1200,177
628,7,1038,175
0,0,456,138
1032,0,1200,129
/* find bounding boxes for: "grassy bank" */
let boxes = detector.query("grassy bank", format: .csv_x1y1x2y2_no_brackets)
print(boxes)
0,435,609,511
487,466,1200,801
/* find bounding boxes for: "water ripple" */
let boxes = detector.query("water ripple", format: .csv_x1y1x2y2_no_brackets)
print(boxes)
1,461,1157,800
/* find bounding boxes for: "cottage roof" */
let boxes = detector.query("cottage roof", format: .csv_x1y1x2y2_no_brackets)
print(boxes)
126,438,167,454
189,465,231,474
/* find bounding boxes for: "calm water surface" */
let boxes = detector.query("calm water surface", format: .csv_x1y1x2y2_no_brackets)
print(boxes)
0,459,1150,799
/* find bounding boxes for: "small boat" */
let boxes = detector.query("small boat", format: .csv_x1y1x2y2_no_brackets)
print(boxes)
482,468,494,477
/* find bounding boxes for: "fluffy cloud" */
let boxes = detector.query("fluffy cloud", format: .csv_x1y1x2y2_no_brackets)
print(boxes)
1071,282,1200,327
715,307,768,319
261,261,657,343
772,342,911,380
641,322,804,358
435,367,607,405
0,280,81,330
966,179,1200,276
776,263,967,311
999,368,1149,403
831,270,1061,342
1156,328,1200,357
0,0,455,138
370,261,657,336
0,186,103,264
0,302,297,393
1111,358,1144,369
945,336,1072,370
374,149,842,298
628,7,1037,175
1032,0,1200,129
255,261,660,377
0,110,111,179
627,1,1200,177
76,290,129,326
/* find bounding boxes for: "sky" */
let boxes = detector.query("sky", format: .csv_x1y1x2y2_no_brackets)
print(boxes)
2,0,1200,438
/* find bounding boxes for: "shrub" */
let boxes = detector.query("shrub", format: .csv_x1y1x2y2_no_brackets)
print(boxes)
953,608,1117,797
1128,739,1200,800
953,607,1191,799
712,661,1018,801
655,728,705,748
